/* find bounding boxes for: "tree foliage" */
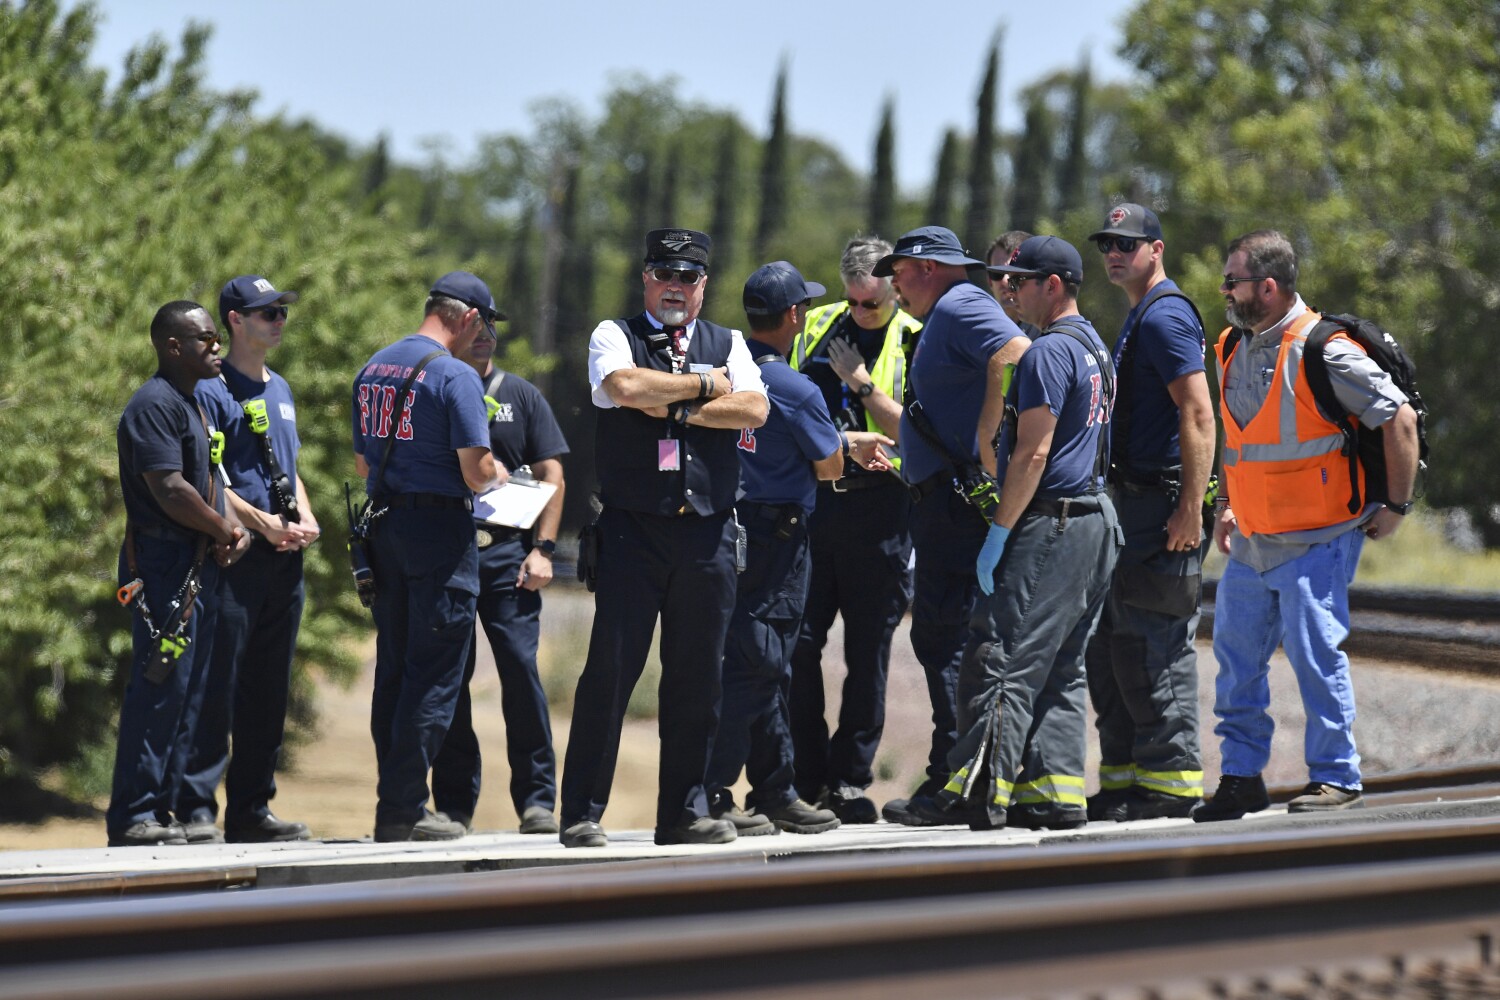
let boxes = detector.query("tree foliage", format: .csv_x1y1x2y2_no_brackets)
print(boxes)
869,96,897,240
964,30,1003,253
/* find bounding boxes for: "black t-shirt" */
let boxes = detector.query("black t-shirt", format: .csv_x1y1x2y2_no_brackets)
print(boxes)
118,372,223,536
481,368,570,471
803,310,887,431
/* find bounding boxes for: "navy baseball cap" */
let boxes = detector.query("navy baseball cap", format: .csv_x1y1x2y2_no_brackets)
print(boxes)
871,226,984,277
430,271,507,323
743,261,826,316
645,228,712,269
220,275,298,326
1088,203,1163,242
987,235,1085,285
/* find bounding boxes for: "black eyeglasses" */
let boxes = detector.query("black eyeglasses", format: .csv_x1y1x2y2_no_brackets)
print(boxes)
649,267,704,286
846,296,885,310
1095,236,1142,254
1007,274,1047,291
1220,276,1267,288
242,305,288,321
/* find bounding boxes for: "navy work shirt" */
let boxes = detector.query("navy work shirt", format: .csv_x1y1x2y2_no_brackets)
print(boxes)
900,283,1023,484
1113,278,1205,472
351,335,490,496
118,372,225,535
997,318,1113,496
479,368,570,471
736,343,843,512
197,363,301,515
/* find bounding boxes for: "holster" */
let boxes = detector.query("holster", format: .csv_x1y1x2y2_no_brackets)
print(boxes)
576,521,600,593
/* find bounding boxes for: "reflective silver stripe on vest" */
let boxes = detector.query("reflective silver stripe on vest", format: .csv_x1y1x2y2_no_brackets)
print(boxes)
1231,325,1344,464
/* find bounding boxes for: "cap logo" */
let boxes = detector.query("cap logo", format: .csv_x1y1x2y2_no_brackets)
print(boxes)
661,231,695,251
910,244,924,254
253,279,275,294
1108,207,1127,226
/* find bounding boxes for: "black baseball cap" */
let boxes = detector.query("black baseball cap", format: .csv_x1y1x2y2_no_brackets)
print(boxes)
871,226,984,277
430,271,507,323
987,235,1085,285
645,228,712,269
1088,203,1163,242
220,275,298,326
742,261,826,316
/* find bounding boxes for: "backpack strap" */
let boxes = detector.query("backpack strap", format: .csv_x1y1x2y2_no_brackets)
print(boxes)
484,368,508,399
1301,318,1362,514
1047,318,1117,484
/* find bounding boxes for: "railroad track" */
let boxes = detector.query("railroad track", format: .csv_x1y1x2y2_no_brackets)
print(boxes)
4,797,1500,998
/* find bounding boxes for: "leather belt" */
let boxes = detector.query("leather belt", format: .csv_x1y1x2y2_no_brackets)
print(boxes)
1027,493,1106,518
826,474,902,494
375,493,474,512
908,473,948,503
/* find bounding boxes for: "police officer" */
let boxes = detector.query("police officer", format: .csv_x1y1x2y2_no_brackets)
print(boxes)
562,227,768,848
1084,205,1216,822
706,261,893,837
175,276,316,845
872,226,1030,827
431,329,568,836
352,271,506,842
110,301,250,847
936,235,1120,831
785,236,918,824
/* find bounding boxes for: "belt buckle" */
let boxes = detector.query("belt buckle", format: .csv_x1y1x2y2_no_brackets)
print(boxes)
475,528,493,548
831,478,849,494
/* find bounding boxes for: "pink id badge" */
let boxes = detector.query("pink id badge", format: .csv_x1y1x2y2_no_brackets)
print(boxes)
658,439,681,471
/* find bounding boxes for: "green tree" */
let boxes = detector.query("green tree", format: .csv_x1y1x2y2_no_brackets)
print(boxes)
705,116,743,319
1008,96,1054,232
964,30,1002,252
755,59,790,259
869,96,897,239
1055,56,1091,217
927,128,963,229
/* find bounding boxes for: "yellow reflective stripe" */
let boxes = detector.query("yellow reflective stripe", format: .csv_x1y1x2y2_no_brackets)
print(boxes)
792,303,846,371
943,767,970,796
1013,774,1086,806
991,776,1014,807
1099,763,1135,791
1134,769,1205,797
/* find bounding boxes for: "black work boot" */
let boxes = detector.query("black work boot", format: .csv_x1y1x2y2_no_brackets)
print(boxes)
1192,774,1269,823
1086,788,1130,822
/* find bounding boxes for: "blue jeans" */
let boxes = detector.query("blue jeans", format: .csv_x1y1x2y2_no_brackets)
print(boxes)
1211,530,1364,788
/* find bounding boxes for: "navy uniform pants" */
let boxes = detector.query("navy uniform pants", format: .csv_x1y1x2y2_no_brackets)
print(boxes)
706,501,811,813
1084,485,1205,800
175,539,304,828
107,536,221,837
789,479,911,799
942,496,1121,823
432,530,555,820
561,506,736,833
908,487,987,786
368,507,478,828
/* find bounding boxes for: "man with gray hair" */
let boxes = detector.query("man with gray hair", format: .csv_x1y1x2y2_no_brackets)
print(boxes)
786,235,921,823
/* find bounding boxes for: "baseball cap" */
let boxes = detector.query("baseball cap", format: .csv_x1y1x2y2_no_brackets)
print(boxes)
645,228,712,269
986,235,1085,285
742,261,826,316
1088,203,1163,242
430,271,507,322
220,275,299,326
871,226,984,277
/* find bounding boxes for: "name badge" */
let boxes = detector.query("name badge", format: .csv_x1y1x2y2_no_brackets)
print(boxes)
688,363,713,374
658,439,681,471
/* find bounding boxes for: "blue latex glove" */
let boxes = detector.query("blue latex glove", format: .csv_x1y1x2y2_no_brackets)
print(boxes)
976,523,1011,596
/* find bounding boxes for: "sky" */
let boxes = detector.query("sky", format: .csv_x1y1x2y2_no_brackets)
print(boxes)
81,1,1141,190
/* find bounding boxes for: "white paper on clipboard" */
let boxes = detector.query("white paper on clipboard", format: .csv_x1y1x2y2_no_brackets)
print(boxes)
473,478,557,530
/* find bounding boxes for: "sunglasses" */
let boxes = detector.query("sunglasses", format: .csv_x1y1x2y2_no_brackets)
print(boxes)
846,296,885,310
242,305,288,321
1007,274,1047,291
1094,236,1142,255
1220,275,1267,288
649,267,704,286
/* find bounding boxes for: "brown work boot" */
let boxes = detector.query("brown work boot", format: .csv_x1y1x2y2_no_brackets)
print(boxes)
1287,781,1364,813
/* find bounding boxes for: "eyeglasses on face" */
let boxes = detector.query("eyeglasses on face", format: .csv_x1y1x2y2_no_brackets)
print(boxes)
1007,274,1047,292
1220,276,1267,289
649,267,704,286
846,296,885,310
1094,236,1142,255
242,305,289,321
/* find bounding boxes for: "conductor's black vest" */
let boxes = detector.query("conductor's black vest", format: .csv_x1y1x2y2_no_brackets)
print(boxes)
595,314,743,516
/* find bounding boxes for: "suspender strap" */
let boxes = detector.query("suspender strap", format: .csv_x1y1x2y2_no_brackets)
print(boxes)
367,349,446,499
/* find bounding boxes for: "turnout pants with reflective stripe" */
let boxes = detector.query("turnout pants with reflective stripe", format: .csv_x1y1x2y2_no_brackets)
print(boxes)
1084,487,1204,800
941,497,1120,823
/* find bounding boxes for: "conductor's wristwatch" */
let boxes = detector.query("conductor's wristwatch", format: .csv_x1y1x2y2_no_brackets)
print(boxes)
1386,500,1414,516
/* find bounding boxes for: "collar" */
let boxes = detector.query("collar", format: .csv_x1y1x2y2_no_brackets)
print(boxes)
1251,294,1307,344
644,312,697,337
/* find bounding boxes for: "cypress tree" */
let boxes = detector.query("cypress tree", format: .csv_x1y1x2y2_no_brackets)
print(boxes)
869,95,896,239
755,58,790,259
928,128,962,229
1009,97,1054,233
1056,56,1092,217
964,30,1003,252
622,149,654,317
707,118,741,319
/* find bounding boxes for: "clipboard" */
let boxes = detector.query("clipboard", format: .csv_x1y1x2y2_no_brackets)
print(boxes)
473,476,557,530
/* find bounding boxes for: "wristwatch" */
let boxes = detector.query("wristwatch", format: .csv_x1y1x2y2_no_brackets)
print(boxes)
1386,500,1414,516
856,381,875,399
534,539,557,556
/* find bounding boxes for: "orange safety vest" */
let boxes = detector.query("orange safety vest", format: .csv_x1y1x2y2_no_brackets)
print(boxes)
1215,311,1365,537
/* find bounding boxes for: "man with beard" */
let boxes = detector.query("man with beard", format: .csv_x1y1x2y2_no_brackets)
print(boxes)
562,227,768,848
1195,230,1419,821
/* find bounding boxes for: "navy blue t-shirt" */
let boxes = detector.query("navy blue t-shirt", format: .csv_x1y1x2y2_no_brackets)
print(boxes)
118,372,226,535
901,282,1023,484
478,367,570,471
736,343,843,512
1113,279,1205,472
351,335,490,496
197,362,301,516
997,318,1113,496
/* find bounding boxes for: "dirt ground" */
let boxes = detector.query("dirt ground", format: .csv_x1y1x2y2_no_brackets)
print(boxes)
6,588,1500,852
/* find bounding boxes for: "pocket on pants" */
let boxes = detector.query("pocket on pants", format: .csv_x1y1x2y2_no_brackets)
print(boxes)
1115,561,1201,619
